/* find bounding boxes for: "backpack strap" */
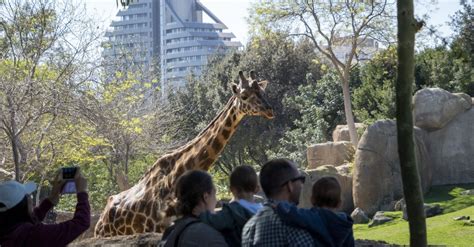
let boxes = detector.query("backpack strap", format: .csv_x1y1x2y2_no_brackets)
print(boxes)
162,217,200,247
173,218,200,247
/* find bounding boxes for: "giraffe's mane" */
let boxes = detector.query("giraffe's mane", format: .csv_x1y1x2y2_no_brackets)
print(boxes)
140,95,237,180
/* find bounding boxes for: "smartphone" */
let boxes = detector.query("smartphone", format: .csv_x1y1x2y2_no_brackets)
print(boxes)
61,167,77,194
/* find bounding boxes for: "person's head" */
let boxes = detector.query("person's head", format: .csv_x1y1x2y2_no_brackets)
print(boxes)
259,158,305,204
229,165,259,199
0,181,37,235
310,177,342,209
175,170,217,217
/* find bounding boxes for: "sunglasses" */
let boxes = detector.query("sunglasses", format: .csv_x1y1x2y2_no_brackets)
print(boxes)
280,175,306,187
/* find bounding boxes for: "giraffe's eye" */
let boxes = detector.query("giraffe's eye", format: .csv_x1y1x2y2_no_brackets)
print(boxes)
241,95,248,101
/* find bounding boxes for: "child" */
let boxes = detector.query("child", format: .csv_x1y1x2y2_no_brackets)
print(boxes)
199,165,262,247
275,176,355,247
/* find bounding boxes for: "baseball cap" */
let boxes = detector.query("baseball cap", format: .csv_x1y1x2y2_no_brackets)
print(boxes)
0,180,37,212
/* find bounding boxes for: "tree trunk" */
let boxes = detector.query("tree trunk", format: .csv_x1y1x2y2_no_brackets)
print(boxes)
124,143,130,176
11,136,21,182
8,97,21,181
341,77,358,147
396,0,427,246
115,168,130,191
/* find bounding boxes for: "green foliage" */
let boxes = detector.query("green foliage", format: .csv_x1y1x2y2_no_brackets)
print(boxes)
211,166,233,201
352,46,397,124
415,4,474,96
268,70,344,167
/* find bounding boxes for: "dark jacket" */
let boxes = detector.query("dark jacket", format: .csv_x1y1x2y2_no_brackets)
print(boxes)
162,216,228,247
199,201,254,247
0,192,91,247
276,202,354,247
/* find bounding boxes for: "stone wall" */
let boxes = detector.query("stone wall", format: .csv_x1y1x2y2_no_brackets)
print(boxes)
307,141,355,169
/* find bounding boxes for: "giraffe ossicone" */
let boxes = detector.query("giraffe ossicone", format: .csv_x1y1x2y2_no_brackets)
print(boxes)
94,71,273,237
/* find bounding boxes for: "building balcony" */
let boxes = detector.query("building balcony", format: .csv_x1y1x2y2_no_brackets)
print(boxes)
163,50,213,60
116,8,149,16
110,18,151,27
106,28,153,36
165,60,206,68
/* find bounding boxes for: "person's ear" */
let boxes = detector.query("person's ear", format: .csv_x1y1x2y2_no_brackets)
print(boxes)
285,181,293,193
201,192,209,205
230,187,238,197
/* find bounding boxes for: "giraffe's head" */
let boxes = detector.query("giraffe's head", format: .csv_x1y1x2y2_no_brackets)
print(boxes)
231,70,274,119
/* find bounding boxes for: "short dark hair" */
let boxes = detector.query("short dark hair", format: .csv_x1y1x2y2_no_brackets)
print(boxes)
230,165,258,193
0,196,34,235
175,170,214,216
259,158,298,198
311,177,341,208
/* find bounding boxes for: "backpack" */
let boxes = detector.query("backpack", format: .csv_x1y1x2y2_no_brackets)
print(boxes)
158,217,200,247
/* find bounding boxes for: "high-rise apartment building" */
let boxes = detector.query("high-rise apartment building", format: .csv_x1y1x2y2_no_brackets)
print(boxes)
103,0,242,92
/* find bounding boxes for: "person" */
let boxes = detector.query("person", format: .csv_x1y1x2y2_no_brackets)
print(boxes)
160,170,228,247
0,167,90,247
275,176,355,247
199,165,262,247
241,158,314,246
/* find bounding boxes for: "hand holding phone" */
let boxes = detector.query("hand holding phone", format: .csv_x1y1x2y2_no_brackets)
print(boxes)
61,167,77,194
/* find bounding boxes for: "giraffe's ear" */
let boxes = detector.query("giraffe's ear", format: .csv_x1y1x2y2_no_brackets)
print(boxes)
239,71,249,87
250,70,257,80
258,80,268,90
231,83,240,95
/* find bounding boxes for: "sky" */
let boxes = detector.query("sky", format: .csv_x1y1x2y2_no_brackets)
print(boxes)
84,0,466,46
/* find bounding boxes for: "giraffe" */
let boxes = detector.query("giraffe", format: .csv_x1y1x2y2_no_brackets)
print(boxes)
94,71,273,237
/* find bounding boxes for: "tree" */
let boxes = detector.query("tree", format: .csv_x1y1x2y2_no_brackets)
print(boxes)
78,47,161,191
269,70,345,166
415,3,473,96
250,0,395,146
0,0,100,181
442,2,473,95
396,0,427,245
353,46,397,124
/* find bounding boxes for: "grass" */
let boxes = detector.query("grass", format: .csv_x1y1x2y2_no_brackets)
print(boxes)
424,183,474,213
354,184,474,246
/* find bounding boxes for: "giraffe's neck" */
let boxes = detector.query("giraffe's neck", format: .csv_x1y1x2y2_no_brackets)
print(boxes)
141,96,244,197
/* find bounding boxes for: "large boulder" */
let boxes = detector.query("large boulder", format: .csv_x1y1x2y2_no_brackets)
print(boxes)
427,107,474,185
332,123,367,142
307,141,355,169
351,207,370,224
368,211,393,227
300,165,354,213
402,203,443,220
414,88,471,130
352,120,432,216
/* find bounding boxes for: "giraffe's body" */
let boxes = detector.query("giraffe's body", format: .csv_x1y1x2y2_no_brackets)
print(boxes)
94,71,273,237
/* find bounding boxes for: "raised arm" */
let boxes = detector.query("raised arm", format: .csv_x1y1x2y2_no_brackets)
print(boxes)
275,202,327,235
33,169,65,221
26,192,90,246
